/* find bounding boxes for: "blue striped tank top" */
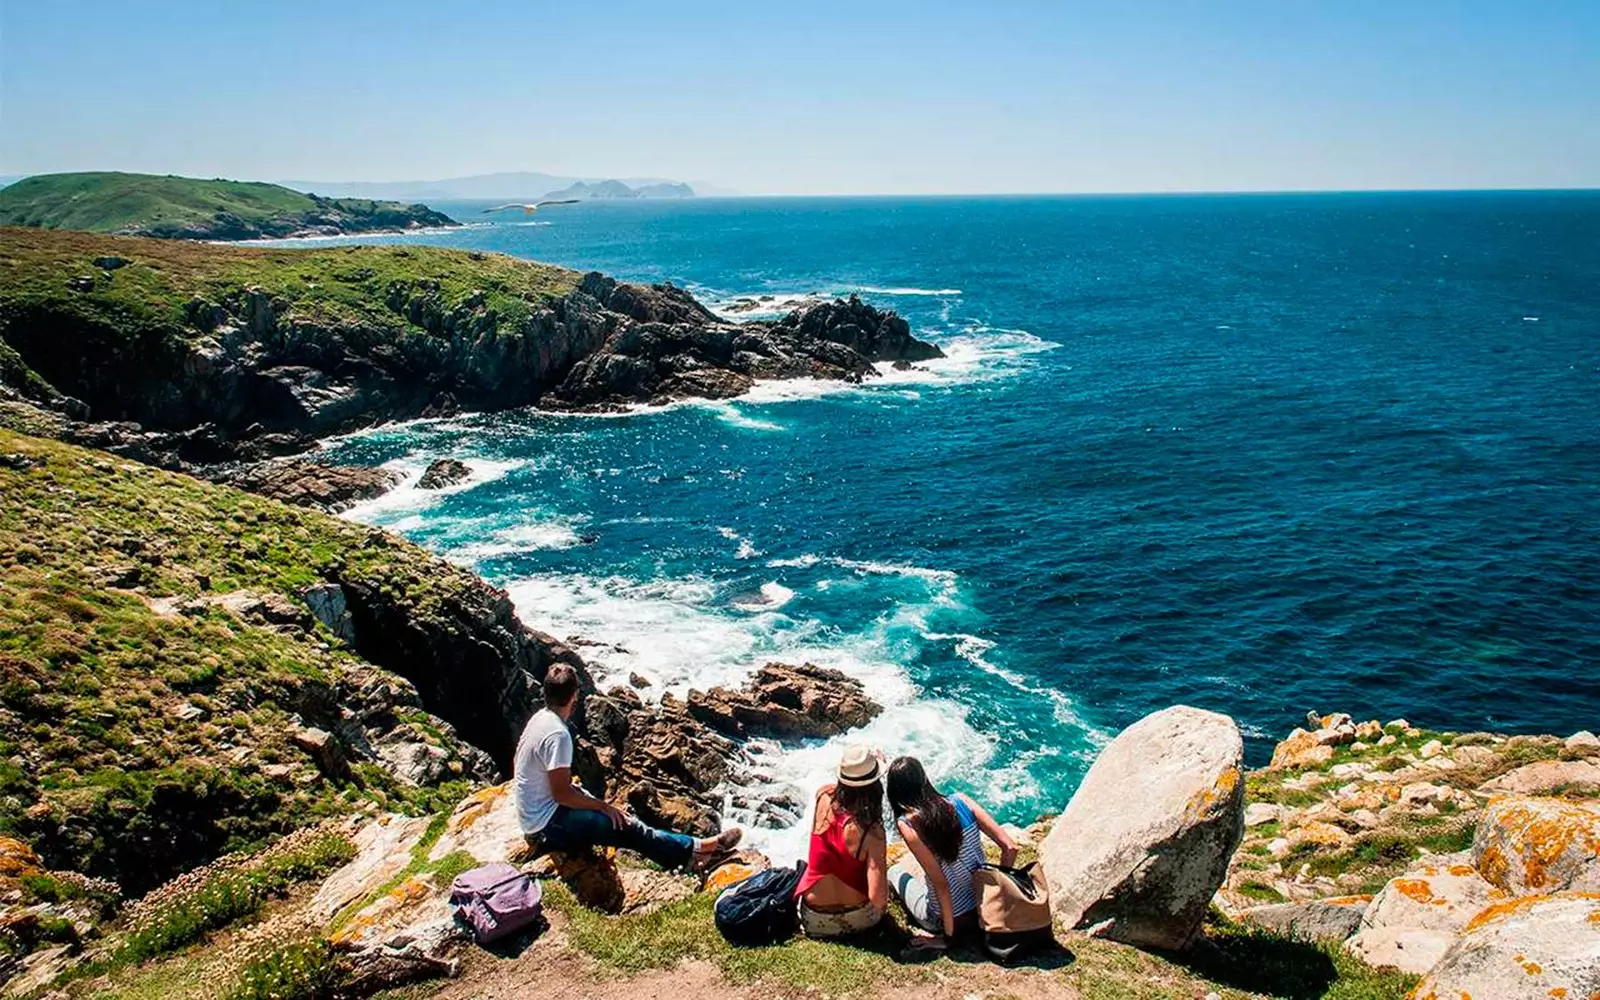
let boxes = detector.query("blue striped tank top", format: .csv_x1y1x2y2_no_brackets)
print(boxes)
929,796,985,920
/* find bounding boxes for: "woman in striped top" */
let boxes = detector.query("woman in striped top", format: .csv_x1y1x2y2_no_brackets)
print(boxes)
886,756,1018,950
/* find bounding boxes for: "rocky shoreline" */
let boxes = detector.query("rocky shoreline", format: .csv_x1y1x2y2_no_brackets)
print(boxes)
0,228,941,511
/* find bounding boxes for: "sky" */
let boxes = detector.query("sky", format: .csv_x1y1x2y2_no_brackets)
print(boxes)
1,0,1596,195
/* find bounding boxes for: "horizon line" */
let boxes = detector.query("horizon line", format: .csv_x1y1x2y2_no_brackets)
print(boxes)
1,169,1595,200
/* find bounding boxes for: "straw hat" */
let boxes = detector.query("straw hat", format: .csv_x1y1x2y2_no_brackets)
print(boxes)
836,744,880,788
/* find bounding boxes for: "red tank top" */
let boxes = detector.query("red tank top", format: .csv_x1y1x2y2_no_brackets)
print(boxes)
796,800,871,898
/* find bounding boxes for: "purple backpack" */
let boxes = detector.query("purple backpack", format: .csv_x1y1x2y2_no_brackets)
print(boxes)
449,862,543,944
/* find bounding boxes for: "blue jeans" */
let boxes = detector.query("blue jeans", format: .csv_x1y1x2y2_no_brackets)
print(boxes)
890,861,980,936
535,805,696,871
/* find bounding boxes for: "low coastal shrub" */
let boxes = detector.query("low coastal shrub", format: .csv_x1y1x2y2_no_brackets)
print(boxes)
113,827,354,965
223,933,342,1000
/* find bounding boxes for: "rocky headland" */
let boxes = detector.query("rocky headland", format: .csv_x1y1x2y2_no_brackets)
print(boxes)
0,173,457,242
0,228,940,510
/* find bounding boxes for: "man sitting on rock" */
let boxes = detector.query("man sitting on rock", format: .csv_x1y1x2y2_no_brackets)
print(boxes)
514,663,742,869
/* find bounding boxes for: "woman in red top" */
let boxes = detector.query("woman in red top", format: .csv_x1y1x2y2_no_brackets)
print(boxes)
795,744,889,937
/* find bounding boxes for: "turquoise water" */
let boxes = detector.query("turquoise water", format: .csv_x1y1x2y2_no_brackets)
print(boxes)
305,193,1600,855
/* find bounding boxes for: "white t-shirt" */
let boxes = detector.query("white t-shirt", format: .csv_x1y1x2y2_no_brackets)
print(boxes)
512,708,573,834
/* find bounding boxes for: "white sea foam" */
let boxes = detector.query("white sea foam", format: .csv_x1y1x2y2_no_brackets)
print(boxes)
704,402,786,432
768,554,961,604
926,631,1111,752
732,581,795,612
501,563,1050,862
855,286,963,296
717,526,764,560
226,222,489,246
445,517,586,564
339,453,525,525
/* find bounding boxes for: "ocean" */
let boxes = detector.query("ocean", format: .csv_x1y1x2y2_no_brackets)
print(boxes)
296,192,1600,858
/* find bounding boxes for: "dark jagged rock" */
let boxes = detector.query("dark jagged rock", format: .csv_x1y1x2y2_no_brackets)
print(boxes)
210,459,399,512
331,561,594,772
416,458,471,490
545,283,944,411
687,662,883,740
574,688,740,836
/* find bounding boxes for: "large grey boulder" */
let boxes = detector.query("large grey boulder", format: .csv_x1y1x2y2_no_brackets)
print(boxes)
1409,892,1600,1000
1039,705,1245,950
1236,897,1368,943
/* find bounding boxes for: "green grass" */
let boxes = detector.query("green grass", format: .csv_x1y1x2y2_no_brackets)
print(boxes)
0,226,582,423
548,883,930,995
0,172,453,238
544,875,1416,1000
1179,915,1417,1000
1237,881,1289,904
0,429,512,890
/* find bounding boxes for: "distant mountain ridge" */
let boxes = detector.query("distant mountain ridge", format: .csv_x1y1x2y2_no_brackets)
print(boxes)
282,171,714,201
542,179,695,201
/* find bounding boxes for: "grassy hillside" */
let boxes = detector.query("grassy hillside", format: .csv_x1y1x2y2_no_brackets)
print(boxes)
0,172,457,239
0,226,579,340
0,227,582,418
0,427,515,892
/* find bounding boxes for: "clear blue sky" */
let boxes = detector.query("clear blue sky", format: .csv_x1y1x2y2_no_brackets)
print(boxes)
2,0,1596,194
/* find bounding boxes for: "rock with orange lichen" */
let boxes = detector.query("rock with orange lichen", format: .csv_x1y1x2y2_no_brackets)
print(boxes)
0,836,44,884
308,813,435,922
1270,729,1336,770
1346,860,1506,974
1041,705,1244,950
1479,760,1600,798
1408,892,1600,1000
426,782,531,865
1473,797,1600,896
1286,821,1353,852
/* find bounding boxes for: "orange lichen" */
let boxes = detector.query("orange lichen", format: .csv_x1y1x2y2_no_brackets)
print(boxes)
1448,864,1477,877
1464,893,1552,932
446,783,509,833
1479,798,1600,892
0,837,43,879
1184,766,1242,818
1395,879,1437,904
1478,843,1511,889
1547,989,1566,999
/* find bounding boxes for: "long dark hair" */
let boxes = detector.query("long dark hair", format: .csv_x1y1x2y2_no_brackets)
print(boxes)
887,756,962,863
832,779,885,839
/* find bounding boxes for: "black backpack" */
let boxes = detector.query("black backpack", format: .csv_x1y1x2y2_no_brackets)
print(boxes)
713,862,806,946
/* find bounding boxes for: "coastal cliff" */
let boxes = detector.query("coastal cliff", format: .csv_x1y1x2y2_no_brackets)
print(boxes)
0,228,940,485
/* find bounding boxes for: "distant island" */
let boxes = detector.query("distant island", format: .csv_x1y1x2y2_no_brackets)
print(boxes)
0,171,458,240
541,178,696,201
281,171,728,201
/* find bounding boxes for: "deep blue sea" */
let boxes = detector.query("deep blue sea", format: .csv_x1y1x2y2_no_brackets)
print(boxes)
287,192,1600,856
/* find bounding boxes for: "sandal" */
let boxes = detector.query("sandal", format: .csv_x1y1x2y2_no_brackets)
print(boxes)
692,827,744,871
